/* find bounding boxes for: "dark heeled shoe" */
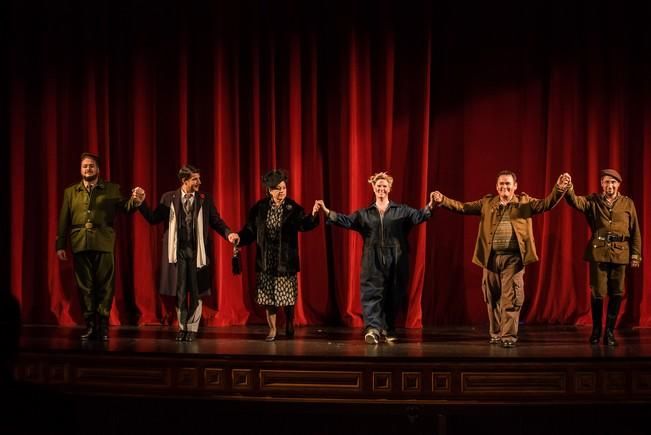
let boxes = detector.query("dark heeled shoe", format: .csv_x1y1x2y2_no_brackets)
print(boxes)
589,327,601,344
265,328,277,341
286,323,294,338
603,329,617,346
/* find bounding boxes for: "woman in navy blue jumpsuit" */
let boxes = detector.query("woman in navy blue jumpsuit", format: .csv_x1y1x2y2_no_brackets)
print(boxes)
316,172,435,344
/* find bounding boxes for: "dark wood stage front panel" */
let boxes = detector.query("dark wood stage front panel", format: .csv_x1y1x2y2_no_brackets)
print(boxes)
15,325,651,405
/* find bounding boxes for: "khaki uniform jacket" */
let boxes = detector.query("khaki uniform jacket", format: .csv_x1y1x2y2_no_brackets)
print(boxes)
565,186,642,264
439,185,565,268
56,179,137,253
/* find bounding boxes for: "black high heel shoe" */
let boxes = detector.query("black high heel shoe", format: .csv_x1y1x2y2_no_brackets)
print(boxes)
286,323,294,338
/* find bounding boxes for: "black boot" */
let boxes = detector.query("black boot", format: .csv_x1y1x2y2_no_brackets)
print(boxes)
98,316,109,341
284,306,295,338
80,316,97,341
589,298,603,344
603,295,622,346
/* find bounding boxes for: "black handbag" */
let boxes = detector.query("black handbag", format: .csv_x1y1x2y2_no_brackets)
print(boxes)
232,243,241,275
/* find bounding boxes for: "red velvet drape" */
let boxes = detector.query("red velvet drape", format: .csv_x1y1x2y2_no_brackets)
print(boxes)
8,1,651,328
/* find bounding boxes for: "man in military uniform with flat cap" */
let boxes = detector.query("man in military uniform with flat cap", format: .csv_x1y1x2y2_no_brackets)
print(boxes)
56,152,145,340
566,168,642,346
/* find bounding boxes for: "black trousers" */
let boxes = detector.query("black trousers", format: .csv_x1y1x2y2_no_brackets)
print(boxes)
176,247,199,328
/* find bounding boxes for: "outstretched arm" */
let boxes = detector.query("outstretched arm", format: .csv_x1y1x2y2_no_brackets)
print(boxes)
138,200,170,225
314,200,361,231
432,191,483,215
529,173,571,214
564,177,592,213
206,200,233,241
403,193,435,225
237,205,258,247
297,205,320,232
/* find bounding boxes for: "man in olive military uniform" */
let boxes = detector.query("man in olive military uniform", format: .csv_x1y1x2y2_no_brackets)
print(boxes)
56,152,144,340
566,169,642,346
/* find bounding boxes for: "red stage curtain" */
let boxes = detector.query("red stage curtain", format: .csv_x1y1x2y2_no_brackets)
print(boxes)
8,1,651,328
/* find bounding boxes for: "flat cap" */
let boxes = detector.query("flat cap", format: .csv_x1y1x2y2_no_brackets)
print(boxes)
600,168,622,182
80,152,100,164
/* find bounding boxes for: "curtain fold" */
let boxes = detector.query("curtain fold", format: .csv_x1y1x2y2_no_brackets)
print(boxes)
8,0,651,327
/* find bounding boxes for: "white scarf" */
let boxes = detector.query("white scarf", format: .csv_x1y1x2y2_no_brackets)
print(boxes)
167,200,207,268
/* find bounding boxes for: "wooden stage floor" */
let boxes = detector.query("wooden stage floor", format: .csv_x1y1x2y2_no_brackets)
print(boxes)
12,325,651,434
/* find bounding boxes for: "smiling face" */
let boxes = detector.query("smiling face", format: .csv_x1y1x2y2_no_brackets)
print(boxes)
373,179,391,201
182,172,201,193
601,175,620,199
496,174,517,202
269,181,287,204
80,157,99,183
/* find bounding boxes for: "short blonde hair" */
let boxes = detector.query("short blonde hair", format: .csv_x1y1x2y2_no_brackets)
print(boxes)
368,171,394,187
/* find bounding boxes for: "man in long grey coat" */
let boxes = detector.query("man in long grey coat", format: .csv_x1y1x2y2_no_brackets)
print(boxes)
138,165,239,341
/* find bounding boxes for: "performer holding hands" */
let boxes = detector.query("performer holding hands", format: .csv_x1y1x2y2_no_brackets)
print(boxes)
237,170,320,341
315,172,435,344
431,171,571,347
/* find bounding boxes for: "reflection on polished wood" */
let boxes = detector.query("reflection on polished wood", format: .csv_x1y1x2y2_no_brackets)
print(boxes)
15,325,651,405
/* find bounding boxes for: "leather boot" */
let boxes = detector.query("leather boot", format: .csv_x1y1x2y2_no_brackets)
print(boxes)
589,298,603,344
284,306,295,338
80,316,97,341
98,316,109,341
603,295,622,346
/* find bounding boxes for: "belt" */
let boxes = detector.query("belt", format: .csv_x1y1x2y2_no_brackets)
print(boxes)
596,233,629,242
71,223,111,230
493,249,520,256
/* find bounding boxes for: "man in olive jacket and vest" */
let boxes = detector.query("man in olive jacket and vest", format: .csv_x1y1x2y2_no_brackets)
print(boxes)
565,169,642,346
56,152,144,340
432,171,571,347
138,165,240,341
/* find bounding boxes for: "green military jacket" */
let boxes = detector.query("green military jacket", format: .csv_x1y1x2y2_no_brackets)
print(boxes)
565,186,642,264
439,184,565,268
56,179,137,253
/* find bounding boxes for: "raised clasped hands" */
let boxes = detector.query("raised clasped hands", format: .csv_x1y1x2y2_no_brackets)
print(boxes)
131,186,146,206
431,191,443,204
228,232,240,245
557,173,572,191
314,200,329,216
427,192,437,209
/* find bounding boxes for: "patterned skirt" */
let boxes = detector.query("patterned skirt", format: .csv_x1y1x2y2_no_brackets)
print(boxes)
256,272,298,307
